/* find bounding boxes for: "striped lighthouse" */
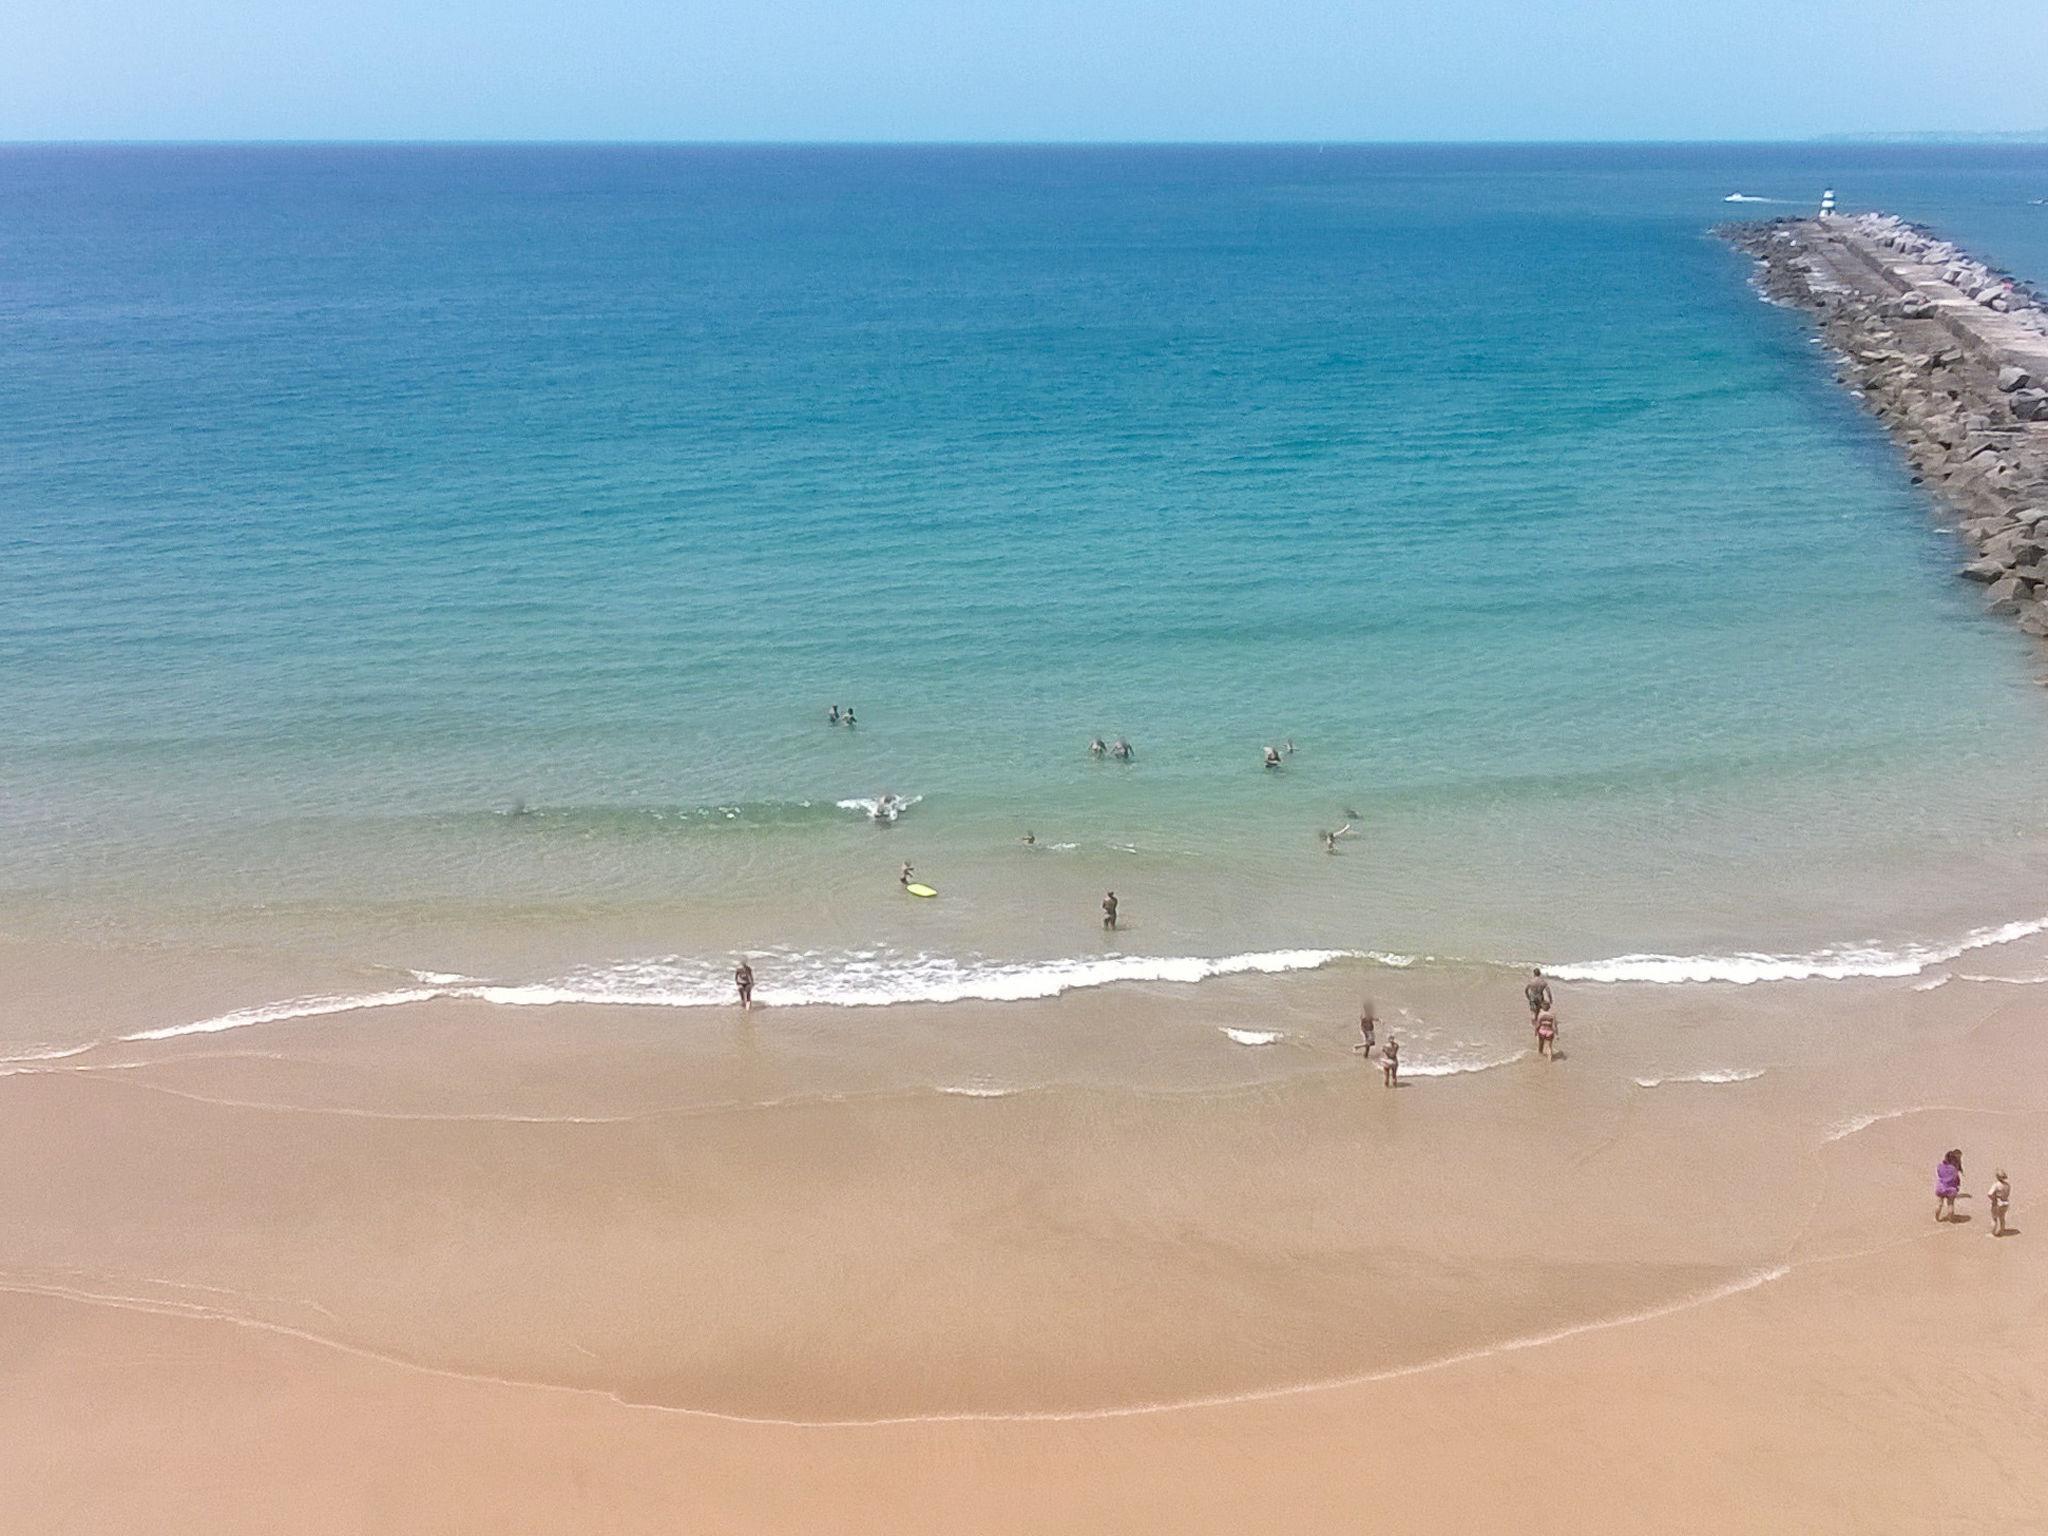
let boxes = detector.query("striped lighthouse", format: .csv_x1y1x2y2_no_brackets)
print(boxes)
1819,187,1836,218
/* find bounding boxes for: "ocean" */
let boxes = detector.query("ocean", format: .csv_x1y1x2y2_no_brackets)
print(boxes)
5,142,2048,1027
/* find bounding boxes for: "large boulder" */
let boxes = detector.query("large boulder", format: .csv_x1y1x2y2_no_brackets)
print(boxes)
1999,366,2033,393
1960,557,2006,582
2019,603,2048,639
2012,391,2048,422
1986,575,2031,616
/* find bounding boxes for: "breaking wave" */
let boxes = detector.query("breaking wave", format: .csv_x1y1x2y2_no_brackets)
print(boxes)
1548,916,2048,985
125,948,1365,1043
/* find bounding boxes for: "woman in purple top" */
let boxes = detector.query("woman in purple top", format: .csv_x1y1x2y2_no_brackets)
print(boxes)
1935,1149,1964,1222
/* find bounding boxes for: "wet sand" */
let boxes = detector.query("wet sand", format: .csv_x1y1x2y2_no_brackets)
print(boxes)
2,939,2044,1529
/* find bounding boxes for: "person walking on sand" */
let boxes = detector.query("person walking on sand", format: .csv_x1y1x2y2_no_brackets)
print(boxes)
1535,1008,1558,1060
734,960,755,1011
1382,1037,1400,1088
1525,968,1553,1023
1935,1149,1964,1222
1990,1169,2011,1236
1102,890,1118,930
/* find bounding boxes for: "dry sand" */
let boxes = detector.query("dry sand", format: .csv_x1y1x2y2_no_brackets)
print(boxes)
1,939,2043,1532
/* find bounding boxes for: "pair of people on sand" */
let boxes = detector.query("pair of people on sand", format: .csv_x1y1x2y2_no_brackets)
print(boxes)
1937,1150,2015,1235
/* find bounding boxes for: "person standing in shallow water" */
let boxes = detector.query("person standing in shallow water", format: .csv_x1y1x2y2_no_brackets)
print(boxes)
1381,1037,1399,1087
1935,1149,1964,1222
1357,1000,1376,1056
1102,891,1118,930
734,959,755,1011
1525,968,1553,1023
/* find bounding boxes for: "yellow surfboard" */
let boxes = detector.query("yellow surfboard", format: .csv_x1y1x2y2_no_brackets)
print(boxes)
905,883,938,898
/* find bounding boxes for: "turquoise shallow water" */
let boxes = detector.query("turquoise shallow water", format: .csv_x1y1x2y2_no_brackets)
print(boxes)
4,144,2048,992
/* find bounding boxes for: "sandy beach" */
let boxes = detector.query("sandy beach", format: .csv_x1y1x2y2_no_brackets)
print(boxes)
4,936,2043,1532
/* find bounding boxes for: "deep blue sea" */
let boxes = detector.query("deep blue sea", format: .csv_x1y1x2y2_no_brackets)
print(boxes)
5,144,2048,1011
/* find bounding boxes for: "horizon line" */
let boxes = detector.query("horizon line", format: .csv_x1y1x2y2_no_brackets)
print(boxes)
3,133,2045,150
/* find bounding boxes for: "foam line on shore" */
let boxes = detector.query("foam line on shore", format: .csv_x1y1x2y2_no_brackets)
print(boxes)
1633,1068,1767,1088
1549,915,2048,985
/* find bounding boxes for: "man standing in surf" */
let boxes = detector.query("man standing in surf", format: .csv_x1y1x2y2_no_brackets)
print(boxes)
1102,891,1118,930
1525,968,1552,1025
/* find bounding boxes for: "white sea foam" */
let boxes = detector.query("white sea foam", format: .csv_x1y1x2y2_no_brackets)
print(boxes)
0,1043,99,1079
1723,193,1781,203
126,948,1360,1042
1633,1068,1767,1088
836,793,922,822
936,1083,1015,1098
1220,1028,1282,1046
1548,915,2048,985
122,988,443,1042
1402,1047,1527,1078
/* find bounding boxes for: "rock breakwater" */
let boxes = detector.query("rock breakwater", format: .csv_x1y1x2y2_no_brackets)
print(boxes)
1722,211,2048,638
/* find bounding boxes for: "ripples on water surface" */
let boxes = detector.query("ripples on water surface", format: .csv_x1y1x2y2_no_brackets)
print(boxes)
5,143,2048,975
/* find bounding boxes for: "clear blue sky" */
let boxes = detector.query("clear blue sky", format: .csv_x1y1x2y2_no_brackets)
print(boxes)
8,0,2046,142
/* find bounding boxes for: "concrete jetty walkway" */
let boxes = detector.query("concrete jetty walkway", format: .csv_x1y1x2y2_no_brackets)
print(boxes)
1723,211,2048,638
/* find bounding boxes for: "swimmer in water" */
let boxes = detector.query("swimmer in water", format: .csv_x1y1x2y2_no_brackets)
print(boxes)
1264,745,1282,769
1283,738,1296,756
1322,822,1354,853
1102,890,1118,929
1344,807,1362,822
827,705,840,725
844,707,857,726
1090,738,1108,758
1111,737,1134,761
1021,831,1036,847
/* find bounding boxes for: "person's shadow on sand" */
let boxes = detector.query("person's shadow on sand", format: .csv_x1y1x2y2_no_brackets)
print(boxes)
1946,1212,1975,1225
1994,1226,2020,1238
